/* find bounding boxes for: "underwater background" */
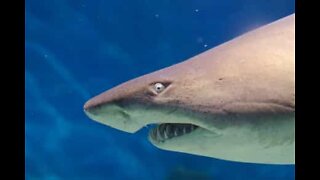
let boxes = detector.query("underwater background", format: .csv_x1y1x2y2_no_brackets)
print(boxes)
25,0,295,179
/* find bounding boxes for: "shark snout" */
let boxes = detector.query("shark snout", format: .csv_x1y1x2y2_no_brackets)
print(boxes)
83,98,100,113
83,79,143,115
84,83,126,108
83,85,135,119
83,89,118,115
83,97,102,114
83,99,94,112
83,88,144,133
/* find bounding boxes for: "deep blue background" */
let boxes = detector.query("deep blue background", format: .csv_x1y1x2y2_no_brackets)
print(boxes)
25,0,295,179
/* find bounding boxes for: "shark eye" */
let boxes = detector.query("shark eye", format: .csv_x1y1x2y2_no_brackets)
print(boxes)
153,83,165,93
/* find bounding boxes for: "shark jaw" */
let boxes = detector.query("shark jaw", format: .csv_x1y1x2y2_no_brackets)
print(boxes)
84,101,294,164
83,100,222,145
149,123,199,143
83,101,219,140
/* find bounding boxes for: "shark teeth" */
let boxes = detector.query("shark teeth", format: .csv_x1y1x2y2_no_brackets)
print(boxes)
149,123,198,143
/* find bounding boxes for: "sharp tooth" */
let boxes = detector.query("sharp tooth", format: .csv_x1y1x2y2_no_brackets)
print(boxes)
183,127,186,134
164,130,168,139
157,127,163,141
159,124,165,137
191,125,194,131
166,125,170,136
174,129,178,136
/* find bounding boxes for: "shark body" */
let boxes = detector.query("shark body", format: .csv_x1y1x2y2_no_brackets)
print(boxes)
84,14,295,164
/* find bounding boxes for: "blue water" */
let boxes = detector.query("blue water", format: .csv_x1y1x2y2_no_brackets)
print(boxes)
25,0,295,179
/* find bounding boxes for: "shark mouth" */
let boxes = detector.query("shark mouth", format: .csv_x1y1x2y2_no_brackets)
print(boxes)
149,123,199,143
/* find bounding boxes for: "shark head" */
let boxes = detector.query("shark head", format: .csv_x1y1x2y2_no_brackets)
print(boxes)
84,14,295,164
83,64,230,157
83,62,222,136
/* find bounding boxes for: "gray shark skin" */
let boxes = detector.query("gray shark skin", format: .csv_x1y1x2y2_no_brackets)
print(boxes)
84,14,295,164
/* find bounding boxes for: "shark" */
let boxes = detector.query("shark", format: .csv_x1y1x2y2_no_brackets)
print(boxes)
84,14,295,164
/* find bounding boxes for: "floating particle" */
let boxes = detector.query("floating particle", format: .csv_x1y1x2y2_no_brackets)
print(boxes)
197,37,203,43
